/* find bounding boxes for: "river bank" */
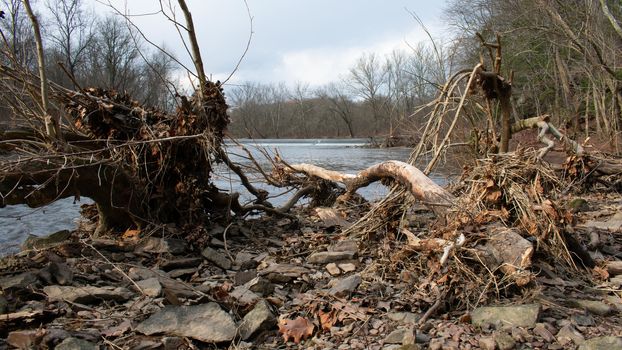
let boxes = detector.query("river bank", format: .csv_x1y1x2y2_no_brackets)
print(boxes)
1,168,621,349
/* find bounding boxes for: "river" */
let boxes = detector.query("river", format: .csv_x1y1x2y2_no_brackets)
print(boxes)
0,139,448,256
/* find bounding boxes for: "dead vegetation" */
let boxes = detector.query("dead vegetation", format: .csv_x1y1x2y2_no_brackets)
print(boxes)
0,6,621,349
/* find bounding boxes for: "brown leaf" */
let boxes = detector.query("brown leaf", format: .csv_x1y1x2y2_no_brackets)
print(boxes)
592,266,609,280
278,316,315,344
122,229,140,241
542,200,559,220
318,309,338,331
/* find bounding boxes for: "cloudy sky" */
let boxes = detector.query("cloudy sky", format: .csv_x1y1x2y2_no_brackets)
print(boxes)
94,0,448,88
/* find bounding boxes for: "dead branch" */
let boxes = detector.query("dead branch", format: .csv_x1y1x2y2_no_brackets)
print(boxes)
285,160,455,214
512,115,584,158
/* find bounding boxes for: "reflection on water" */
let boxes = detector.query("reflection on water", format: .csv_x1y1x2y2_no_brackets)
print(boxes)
0,198,91,256
0,139,449,256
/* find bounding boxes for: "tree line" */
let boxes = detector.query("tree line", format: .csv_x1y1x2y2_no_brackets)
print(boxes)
0,0,177,127
229,0,621,144
2,0,620,145
228,45,448,140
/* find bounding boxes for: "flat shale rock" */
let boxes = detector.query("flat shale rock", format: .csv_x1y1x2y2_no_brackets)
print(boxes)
138,237,187,255
136,303,237,343
55,337,99,350
239,299,276,340
557,324,585,346
44,285,133,303
578,336,622,350
569,299,614,316
307,251,356,264
1,271,38,291
470,304,540,328
328,274,362,297
383,328,414,344
258,263,310,282
22,230,72,250
160,257,202,271
201,247,232,270
136,277,162,297
329,240,359,253
388,312,420,325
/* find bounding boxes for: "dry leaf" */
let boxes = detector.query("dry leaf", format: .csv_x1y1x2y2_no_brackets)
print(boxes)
592,266,609,280
122,229,140,241
542,200,559,220
278,316,314,343
318,309,338,331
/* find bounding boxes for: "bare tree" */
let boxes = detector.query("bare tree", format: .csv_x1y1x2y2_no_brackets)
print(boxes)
316,82,357,138
45,0,94,89
87,15,140,93
347,52,388,136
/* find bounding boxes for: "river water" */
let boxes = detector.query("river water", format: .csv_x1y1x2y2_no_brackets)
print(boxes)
0,139,447,255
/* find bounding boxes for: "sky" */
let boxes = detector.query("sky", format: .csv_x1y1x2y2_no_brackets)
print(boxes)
92,0,448,88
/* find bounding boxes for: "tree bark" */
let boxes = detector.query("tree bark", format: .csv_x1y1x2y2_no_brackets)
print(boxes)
512,115,584,158
286,160,455,214
22,0,61,140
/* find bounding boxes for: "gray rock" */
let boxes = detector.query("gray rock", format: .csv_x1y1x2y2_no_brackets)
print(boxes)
571,314,595,326
245,277,274,296
495,332,516,350
44,285,133,304
22,230,72,250
55,337,98,350
471,304,540,328
136,303,237,343
136,277,162,297
230,285,261,305
201,247,232,270
162,337,186,350
0,294,7,314
557,324,585,346
307,251,355,264
128,267,160,280
240,300,276,340
1,271,38,291
578,336,622,350
235,270,258,286
570,299,614,316
533,323,555,342
259,263,310,282
583,212,622,231
479,337,496,350
329,274,362,297
160,257,202,271
329,240,359,253
167,268,197,279
39,262,73,285
387,312,420,325
383,328,414,344
139,237,186,255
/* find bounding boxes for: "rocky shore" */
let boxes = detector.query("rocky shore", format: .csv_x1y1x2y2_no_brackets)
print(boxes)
1,197,621,349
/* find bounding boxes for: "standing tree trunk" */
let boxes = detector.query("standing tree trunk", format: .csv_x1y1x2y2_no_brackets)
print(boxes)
22,0,61,141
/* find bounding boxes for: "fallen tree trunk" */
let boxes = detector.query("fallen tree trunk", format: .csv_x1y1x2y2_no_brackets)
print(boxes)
0,155,142,236
285,160,455,214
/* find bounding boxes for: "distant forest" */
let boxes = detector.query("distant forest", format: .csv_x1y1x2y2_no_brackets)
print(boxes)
2,0,621,142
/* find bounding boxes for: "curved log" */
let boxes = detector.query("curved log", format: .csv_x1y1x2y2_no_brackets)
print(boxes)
287,160,455,213
1,157,142,236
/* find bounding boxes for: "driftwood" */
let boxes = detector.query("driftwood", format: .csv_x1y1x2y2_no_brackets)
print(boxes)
512,115,584,159
285,160,455,214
